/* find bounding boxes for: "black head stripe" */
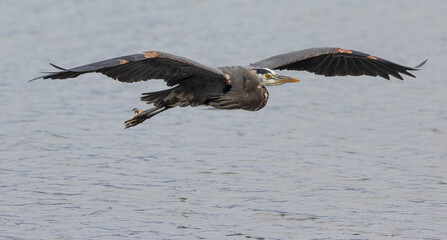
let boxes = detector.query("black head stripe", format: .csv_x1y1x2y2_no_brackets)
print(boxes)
254,68,274,75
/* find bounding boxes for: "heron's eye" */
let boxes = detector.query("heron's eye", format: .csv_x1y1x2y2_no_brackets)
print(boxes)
265,74,271,79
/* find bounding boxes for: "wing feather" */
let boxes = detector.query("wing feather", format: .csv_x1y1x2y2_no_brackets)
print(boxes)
323,56,338,76
332,57,342,76
351,58,364,76
357,59,376,77
250,47,426,80
31,51,227,86
313,55,332,74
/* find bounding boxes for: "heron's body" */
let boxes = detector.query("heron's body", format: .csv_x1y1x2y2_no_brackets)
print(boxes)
32,47,426,128
141,66,266,109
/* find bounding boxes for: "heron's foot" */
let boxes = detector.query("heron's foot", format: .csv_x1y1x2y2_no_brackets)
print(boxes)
133,108,143,114
125,108,147,129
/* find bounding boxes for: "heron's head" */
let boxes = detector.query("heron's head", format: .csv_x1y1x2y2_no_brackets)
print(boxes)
254,68,300,86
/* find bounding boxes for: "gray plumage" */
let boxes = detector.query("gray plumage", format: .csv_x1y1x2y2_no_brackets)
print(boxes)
31,47,426,128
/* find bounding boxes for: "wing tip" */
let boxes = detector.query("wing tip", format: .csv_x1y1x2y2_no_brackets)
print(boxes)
29,63,68,82
400,59,427,79
28,76,41,82
414,59,428,69
49,63,67,71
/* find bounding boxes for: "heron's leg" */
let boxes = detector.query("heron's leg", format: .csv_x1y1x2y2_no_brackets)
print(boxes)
124,106,169,128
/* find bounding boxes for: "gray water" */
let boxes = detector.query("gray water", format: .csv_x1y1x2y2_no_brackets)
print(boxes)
1,1,446,239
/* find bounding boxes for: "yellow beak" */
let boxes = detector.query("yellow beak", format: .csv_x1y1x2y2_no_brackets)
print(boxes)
276,75,300,84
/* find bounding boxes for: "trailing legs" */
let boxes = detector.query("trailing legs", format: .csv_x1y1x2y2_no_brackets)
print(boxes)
124,106,169,128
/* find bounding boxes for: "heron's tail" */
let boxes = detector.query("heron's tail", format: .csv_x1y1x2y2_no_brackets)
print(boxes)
124,107,169,128
140,89,172,105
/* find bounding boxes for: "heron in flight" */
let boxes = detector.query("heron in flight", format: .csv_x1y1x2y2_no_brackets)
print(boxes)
32,47,426,128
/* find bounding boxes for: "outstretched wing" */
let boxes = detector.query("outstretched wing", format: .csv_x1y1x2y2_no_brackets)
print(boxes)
250,47,427,80
31,51,227,86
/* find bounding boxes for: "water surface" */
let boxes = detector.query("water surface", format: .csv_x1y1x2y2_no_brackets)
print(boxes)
1,1,446,239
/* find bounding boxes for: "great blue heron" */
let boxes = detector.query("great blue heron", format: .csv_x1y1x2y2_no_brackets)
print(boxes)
32,47,426,128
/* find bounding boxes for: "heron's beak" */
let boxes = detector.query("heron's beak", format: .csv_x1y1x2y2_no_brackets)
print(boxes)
276,75,300,84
